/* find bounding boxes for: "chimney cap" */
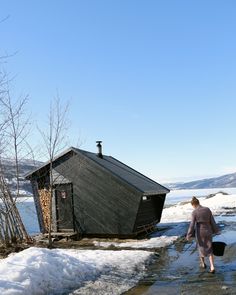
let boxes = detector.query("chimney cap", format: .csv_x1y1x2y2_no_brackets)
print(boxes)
96,141,103,158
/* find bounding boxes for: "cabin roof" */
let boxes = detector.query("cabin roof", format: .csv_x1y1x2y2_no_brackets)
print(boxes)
25,146,170,195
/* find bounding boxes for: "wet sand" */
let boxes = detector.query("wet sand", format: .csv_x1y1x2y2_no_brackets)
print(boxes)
124,223,236,295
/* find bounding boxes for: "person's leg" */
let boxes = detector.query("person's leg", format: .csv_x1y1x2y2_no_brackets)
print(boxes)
209,254,215,272
200,256,206,268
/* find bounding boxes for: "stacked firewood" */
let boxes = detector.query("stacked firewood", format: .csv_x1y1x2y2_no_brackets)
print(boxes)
38,188,51,232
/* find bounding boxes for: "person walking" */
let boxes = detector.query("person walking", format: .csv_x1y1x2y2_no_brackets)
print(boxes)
186,196,219,273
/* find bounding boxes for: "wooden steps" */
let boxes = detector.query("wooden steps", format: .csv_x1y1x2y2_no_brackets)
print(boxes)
135,219,158,236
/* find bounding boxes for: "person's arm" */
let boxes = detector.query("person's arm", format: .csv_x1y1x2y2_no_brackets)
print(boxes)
210,210,220,234
186,212,196,240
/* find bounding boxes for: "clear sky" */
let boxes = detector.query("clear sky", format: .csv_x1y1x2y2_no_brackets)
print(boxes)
1,0,236,183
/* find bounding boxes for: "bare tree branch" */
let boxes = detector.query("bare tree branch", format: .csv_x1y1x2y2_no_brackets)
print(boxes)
37,96,70,247
0,71,31,243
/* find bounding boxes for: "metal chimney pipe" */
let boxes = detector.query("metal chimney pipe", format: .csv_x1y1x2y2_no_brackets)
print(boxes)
96,141,103,158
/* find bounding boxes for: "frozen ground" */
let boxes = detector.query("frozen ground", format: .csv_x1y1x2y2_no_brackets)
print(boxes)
125,232,236,295
0,191,235,294
0,248,153,295
126,192,236,295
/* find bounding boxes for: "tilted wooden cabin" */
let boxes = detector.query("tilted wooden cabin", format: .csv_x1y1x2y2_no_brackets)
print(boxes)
25,143,170,237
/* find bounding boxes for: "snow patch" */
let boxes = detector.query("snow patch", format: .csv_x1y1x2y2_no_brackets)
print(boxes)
162,193,236,223
0,247,153,295
94,235,178,249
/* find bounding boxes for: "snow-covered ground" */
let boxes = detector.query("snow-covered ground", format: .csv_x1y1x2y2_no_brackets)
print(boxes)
94,235,178,249
0,191,235,294
166,187,236,204
0,248,152,295
162,192,236,223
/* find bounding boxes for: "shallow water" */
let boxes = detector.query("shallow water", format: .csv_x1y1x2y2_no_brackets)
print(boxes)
124,222,236,295
17,199,40,235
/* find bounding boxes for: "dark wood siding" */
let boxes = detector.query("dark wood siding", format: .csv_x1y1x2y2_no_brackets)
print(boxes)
29,149,167,237
134,194,166,231
55,183,74,232
53,152,142,236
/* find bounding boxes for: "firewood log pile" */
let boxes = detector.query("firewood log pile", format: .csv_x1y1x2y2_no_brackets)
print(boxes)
38,188,51,232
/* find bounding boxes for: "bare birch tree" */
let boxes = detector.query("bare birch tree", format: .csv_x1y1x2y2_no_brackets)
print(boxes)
38,96,69,247
0,17,35,245
0,71,31,244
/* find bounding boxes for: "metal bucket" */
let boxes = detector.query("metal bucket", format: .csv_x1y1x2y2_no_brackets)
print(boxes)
212,241,227,256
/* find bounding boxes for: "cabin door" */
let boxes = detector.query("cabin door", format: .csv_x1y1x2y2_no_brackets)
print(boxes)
55,184,74,231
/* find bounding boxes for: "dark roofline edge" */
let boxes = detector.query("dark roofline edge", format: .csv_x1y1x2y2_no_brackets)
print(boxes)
25,146,170,194
109,156,170,193
24,146,76,179
73,147,169,194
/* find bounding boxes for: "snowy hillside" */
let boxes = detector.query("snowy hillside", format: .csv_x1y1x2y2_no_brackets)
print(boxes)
1,159,42,196
166,172,236,190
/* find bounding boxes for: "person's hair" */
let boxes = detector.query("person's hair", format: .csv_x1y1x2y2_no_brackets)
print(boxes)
191,196,200,206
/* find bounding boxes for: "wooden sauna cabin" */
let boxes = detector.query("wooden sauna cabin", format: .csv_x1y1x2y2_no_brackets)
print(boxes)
25,142,170,238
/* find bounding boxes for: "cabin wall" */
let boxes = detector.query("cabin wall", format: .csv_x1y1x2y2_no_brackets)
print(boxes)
153,194,166,221
53,153,141,236
134,194,166,231
29,150,167,237
30,155,73,234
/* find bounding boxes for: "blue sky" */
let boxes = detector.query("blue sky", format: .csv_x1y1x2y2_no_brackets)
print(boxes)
1,0,236,182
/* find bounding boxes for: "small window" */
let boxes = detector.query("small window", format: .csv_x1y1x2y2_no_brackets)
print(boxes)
142,196,151,201
60,191,67,199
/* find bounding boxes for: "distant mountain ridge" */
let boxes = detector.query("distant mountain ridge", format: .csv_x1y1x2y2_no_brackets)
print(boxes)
166,172,236,190
2,158,236,193
1,159,42,196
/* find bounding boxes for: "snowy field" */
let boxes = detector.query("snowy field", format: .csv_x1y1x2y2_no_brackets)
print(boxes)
0,248,152,295
165,187,236,205
0,189,235,294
